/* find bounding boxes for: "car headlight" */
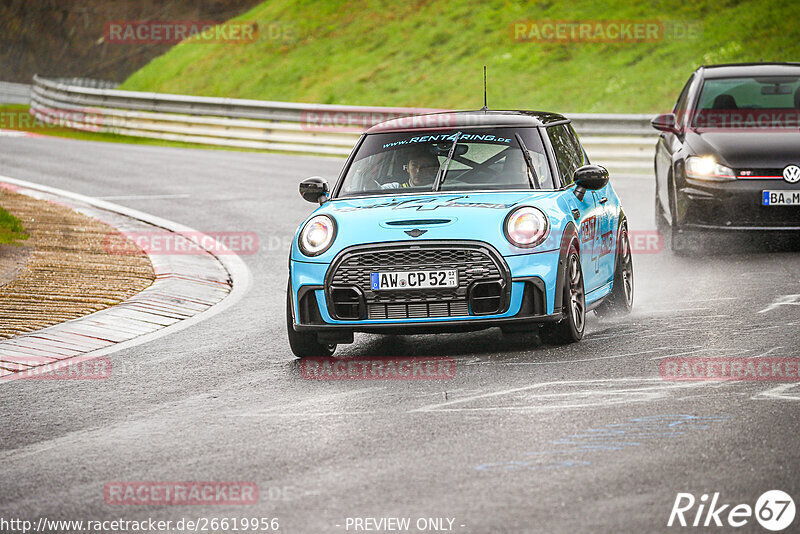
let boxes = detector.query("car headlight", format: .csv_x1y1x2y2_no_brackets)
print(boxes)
299,215,336,256
685,156,735,181
504,206,549,248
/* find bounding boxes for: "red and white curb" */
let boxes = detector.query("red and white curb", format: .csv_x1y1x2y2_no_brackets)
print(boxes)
0,175,252,382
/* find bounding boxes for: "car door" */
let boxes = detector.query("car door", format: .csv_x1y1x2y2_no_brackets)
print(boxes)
590,183,621,289
655,74,694,219
565,124,616,287
546,124,602,293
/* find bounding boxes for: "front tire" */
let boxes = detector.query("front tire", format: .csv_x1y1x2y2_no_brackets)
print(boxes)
655,195,669,235
666,178,691,255
286,281,336,358
595,222,634,318
540,245,585,345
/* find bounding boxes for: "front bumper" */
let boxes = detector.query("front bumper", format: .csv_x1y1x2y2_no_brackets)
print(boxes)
677,178,800,230
290,241,563,336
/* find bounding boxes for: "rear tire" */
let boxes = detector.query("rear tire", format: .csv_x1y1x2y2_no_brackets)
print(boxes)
595,223,634,318
286,281,336,358
540,245,585,345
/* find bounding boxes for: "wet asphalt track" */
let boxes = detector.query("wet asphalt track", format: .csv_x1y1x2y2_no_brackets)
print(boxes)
1,135,799,533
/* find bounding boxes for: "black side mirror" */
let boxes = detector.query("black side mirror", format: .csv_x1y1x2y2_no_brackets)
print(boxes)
572,165,609,201
299,176,330,205
651,113,678,133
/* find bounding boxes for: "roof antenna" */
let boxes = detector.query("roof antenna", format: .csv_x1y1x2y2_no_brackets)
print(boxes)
481,65,488,111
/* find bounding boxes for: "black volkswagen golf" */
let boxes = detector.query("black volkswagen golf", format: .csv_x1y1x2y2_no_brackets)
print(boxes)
652,62,800,251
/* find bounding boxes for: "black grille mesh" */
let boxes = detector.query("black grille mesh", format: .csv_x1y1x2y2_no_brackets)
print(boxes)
328,244,506,319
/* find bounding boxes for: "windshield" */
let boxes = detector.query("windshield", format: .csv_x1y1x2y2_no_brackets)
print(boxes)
692,76,800,129
337,127,553,197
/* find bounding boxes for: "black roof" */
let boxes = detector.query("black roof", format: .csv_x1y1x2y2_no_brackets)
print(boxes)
699,62,800,79
365,110,568,134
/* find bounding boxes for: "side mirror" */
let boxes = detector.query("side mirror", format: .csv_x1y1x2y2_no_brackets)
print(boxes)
651,113,678,133
299,176,330,205
572,165,609,201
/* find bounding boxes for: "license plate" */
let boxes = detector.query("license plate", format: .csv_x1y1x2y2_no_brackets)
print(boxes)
370,270,458,290
762,190,800,206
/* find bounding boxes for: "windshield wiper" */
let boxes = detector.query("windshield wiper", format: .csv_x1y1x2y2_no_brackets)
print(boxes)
433,131,462,191
515,133,540,189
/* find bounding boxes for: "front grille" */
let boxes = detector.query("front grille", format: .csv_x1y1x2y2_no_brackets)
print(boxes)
326,242,509,320
737,168,788,180
368,301,470,319
686,195,800,227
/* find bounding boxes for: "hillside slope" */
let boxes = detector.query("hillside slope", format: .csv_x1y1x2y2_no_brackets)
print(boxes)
120,0,800,112
0,0,261,83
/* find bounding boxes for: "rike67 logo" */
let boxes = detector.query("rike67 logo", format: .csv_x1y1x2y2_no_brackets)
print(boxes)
668,490,795,531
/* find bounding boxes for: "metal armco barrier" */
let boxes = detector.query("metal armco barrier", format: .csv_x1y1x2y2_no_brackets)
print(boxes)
29,75,656,173
0,81,32,104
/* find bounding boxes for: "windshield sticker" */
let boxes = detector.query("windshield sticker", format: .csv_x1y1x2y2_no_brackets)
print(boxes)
382,133,512,149
334,195,522,212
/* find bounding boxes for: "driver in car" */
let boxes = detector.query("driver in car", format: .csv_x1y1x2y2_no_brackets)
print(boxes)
382,150,440,189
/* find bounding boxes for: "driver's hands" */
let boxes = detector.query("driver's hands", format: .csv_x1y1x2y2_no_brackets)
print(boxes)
380,182,401,189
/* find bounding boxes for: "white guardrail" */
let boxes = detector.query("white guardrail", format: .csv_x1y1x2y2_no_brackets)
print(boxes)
0,81,32,104
28,75,656,174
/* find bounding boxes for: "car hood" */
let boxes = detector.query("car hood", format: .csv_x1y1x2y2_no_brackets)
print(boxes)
685,129,800,169
293,191,572,262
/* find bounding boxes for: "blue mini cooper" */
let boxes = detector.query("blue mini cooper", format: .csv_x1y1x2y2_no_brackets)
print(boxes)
287,111,633,357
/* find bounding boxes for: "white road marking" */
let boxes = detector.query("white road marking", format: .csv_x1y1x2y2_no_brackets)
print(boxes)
410,378,716,413
586,317,731,342
642,297,737,305
501,347,668,365
629,324,785,345
411,377,654,411
410,388,480,397
664,314,731,321
234,387,384,417
759,294,800,314
232,411,378,417
649,346,754,360
96,194,191,200
748,346,784,359
640,307,712,314
752,383,800,401
649,348,704,360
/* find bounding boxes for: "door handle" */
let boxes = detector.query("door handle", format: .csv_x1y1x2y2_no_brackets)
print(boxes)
599,196,608,204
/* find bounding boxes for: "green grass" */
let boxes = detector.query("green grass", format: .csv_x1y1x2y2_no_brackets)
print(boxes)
0,205,27,245
119,0,800,113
